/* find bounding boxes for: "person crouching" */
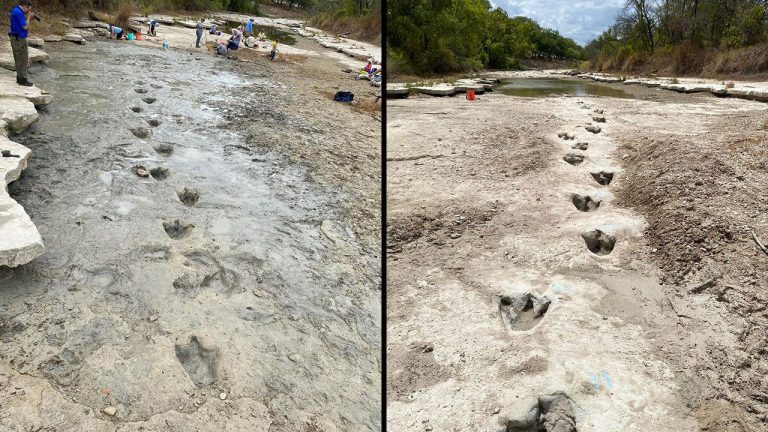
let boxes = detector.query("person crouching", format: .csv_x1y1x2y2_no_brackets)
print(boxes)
109,24,125,39
227,28,242,51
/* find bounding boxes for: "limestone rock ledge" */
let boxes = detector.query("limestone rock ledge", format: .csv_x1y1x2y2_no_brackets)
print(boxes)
0,68,52,106
0,41,49,72
0,69,52,136
0,134,44,267
0,97,39,133
0,69,48,267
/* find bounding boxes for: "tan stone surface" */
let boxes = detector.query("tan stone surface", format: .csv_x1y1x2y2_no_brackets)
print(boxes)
0,135,44,267
0,40,49,71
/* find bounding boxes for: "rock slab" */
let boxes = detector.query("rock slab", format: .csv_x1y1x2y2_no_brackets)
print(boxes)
63,33,86,45
0,41,49,71
0,68,53,106
0,96,38,133
0,135,44,267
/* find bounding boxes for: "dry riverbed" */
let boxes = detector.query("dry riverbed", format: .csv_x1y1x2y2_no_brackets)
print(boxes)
0,17,381,432
387,79,767,431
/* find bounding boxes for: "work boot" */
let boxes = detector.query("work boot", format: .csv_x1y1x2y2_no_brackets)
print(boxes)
16,78,33,87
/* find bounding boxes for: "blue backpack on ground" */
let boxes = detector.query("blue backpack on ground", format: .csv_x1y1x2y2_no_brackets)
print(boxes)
334,91,354,102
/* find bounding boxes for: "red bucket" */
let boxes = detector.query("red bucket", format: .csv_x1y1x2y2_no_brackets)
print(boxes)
466,89,476,101
136,31,142,41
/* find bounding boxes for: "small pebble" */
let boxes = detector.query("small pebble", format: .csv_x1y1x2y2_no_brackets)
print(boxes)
219,392,227,400
103,407,116,416
289,354,303,362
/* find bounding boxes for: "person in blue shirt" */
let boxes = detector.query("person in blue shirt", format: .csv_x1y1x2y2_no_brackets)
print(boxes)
148,19,158,36
244,18,254,38
9,0,33,86
109,24,124,39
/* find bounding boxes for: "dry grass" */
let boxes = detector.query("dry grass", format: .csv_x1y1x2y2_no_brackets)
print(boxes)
319,90,380,116
705,42,768,77
670,77,679,84
28,17,70,36
115,2,137,29
351,96,381,115
672,41,708,75
235,48,266,61
261,3,309,20
725,81,735,88
594,41,768,80
310,13,381,45
90,10,115,23
275,53,307,64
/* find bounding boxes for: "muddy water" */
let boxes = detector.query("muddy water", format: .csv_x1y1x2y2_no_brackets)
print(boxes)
500,78,631,98
224,22,298,45
1,41,378,430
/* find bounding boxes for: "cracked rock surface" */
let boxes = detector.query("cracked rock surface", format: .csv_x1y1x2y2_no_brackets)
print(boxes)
0,135,44,267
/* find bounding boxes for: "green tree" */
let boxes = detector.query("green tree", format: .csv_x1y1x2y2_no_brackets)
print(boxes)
388,0,585,75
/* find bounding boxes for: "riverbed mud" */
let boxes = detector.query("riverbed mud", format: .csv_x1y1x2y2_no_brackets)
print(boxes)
0,23,380,432
387,79,765,431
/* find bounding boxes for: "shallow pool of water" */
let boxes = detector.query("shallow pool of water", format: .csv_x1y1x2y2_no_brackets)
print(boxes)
500,78,631,98
224,22,297,45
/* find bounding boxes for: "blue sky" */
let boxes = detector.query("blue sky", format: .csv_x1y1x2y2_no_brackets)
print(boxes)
494,0,625,46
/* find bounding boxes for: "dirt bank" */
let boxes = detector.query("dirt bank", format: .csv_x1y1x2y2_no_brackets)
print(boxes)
612,89,768,431
589,42,768,81
0,18,380,432
386,79,765,431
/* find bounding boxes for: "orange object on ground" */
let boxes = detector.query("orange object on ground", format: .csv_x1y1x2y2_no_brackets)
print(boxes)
466,89,476,101
136,32,142,40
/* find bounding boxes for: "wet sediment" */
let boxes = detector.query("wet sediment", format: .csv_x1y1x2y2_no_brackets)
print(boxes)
0,38,380,431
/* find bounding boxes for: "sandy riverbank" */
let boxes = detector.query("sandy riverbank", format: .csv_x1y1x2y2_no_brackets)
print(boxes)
386,79,767,431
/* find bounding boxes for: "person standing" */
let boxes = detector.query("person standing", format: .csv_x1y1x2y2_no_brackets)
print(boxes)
148,18,157,36
9,0,33,86
269,39,278,61
195,18,204,48
244,18,253,38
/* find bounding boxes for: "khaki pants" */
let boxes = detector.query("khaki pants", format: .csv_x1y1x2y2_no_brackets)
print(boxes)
10,37,28,82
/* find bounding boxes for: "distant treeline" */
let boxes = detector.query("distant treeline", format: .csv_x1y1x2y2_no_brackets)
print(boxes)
270,0,380,16
388,0,585,75
586,0,768,74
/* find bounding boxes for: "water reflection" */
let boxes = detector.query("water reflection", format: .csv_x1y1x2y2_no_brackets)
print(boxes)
500,78,631,98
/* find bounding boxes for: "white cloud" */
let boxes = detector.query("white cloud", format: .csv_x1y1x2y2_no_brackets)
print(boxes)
500,0,625,45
